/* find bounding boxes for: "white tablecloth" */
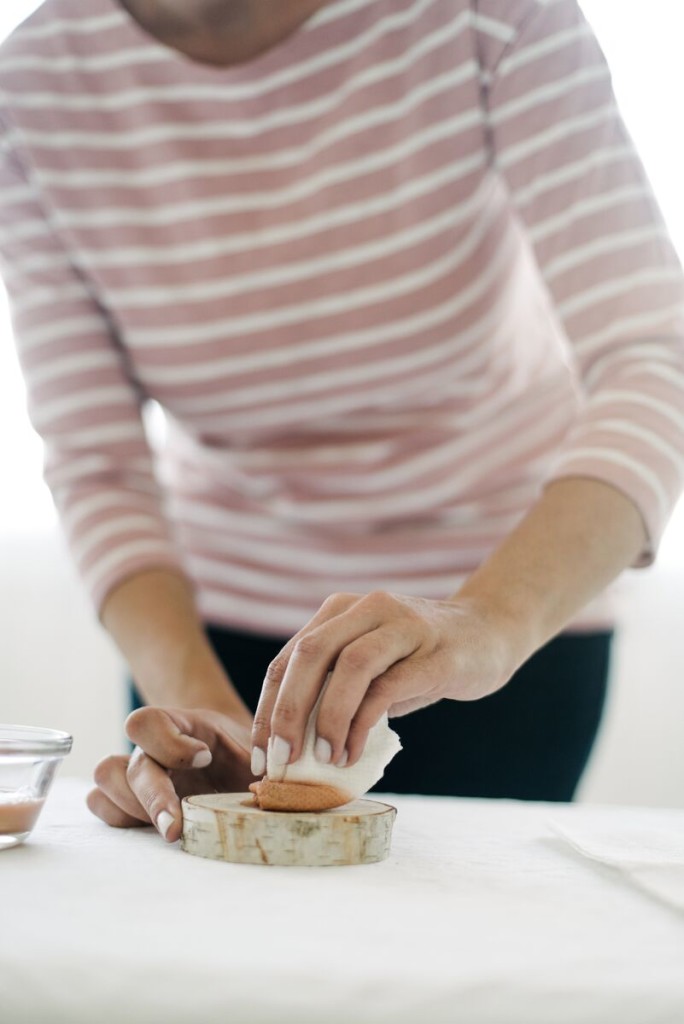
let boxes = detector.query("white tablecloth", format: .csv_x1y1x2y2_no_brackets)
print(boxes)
1,779,683,1024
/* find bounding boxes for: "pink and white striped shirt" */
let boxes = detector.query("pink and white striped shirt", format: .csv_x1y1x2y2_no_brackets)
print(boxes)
1,0,684,634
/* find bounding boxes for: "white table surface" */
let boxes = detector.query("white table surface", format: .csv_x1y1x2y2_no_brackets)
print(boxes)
1,778,683,1024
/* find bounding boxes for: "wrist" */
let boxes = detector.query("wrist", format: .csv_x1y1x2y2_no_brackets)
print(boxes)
449,582,543,676
135,634,253,726
452,478,646,662
101,569,253,725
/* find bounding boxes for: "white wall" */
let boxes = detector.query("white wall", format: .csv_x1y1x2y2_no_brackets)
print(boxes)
1,0,684,804
1,534,127,768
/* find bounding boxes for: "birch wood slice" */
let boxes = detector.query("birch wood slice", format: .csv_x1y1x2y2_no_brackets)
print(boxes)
181,792,397,867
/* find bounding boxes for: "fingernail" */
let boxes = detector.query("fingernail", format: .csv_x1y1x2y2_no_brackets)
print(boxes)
270,735,291,767
314,737,332,764
192,748,212,769
156,810,175,840
251,746,266,776
336,750,349,768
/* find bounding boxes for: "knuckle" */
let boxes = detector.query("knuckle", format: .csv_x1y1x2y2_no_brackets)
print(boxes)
263,656,287,689
367,672,397,703
337,644,372,675
293,634,322,661
403,606,423,630
272,698,300,728
85,788,102,816
126,776,161,818
124,706,158,742
86,791,121,828
125,749,147,781
251,710,271,735
93,755,123,788
321,591,352,611
124,706,147,732
365,589,394,612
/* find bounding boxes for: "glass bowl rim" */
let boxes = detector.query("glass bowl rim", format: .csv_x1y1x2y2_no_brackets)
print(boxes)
0,724,73,756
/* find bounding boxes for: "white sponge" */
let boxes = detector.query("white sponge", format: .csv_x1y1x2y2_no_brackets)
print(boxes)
266,675,402,800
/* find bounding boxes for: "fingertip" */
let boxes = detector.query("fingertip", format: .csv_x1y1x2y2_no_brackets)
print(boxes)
344,730,369,768
250,724,268,751
124,705,149,735
250,714,272,771
156,810,179,843
191,747,212,769
270,734,293,767
85,787,99,814
251,746,266,776
86,788,148,829
314,736,333,764
266,734,293,781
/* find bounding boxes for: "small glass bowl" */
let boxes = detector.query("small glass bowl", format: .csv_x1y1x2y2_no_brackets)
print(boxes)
0,725,73,849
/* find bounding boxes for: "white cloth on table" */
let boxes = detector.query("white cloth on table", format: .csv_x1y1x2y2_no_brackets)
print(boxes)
548,807,684,912
1,780,684,1024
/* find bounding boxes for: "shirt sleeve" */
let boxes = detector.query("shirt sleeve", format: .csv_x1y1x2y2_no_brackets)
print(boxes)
476,0,684,565
0,110,183,613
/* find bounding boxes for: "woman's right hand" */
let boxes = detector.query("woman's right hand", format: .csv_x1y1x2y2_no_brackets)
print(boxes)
87,706,255,842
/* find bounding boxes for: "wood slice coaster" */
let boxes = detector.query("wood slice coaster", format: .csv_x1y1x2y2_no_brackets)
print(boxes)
181,792,397,867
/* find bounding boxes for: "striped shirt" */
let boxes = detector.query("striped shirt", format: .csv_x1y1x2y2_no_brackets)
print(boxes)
1,0,683,635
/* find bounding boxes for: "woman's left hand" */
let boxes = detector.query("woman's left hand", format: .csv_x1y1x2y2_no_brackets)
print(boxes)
250,591,522,774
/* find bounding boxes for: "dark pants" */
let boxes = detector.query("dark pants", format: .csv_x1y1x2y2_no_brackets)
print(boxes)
130,626,612,802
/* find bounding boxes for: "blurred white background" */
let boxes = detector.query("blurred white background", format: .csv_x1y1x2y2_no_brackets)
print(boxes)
1,0,683,802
